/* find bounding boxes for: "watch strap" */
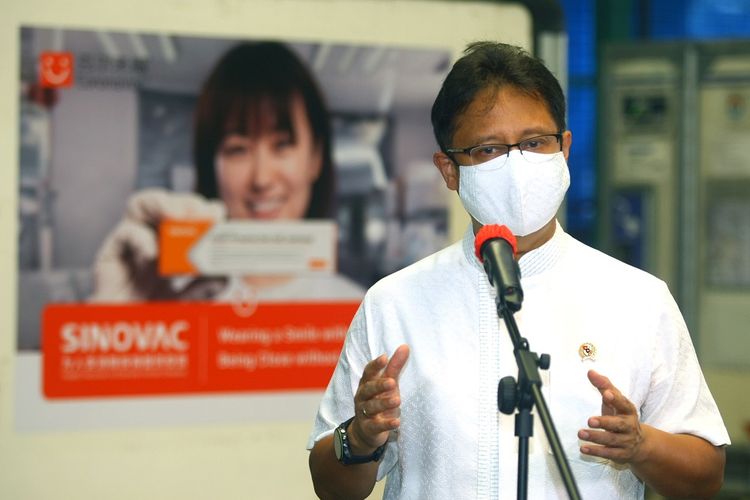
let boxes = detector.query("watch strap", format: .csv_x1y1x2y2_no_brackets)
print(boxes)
334,416,386,465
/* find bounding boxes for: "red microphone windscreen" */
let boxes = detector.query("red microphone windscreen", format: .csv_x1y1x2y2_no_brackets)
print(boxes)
474,224,517,262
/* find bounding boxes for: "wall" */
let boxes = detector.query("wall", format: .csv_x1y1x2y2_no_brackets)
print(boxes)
0,1,531,499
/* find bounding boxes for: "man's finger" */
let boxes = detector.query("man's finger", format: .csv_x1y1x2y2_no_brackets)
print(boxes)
588,370,635,416
360,354,388,384
587,369,613,392
579,428,623,448
358,378,396,400
604,388,637,415
383,344,410,379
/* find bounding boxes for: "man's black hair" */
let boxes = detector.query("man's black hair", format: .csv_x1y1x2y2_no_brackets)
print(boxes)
431,41,566,153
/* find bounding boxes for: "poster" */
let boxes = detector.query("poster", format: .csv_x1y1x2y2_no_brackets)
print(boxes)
17,26,451,430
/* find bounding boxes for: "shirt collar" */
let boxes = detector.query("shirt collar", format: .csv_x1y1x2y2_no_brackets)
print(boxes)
462,220,567,279
517,220,566,278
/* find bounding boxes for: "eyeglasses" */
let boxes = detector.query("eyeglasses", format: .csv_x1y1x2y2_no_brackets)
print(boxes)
446,133,563,166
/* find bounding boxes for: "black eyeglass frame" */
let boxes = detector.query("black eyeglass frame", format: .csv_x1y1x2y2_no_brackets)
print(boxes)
445,132,564,163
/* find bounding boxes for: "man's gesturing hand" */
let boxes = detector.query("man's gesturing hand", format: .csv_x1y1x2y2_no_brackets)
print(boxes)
578,369,646,464
348,344,410,454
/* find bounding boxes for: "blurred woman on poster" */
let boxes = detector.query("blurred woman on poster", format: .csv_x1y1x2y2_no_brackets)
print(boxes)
89,41,363,303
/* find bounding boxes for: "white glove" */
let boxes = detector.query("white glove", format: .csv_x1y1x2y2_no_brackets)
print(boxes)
89,188,226,302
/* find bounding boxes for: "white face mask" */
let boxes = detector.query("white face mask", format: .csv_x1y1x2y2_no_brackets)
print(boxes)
457,150,570,236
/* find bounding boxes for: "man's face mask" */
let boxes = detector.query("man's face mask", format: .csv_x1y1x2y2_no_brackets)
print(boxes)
457,150,570,236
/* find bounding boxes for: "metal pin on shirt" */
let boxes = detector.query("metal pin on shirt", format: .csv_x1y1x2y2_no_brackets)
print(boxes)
578,342,596,362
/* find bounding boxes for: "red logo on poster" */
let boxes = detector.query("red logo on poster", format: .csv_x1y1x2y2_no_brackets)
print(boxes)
39,52,74,88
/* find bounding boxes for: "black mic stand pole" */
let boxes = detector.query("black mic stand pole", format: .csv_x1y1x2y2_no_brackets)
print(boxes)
495,297,582,500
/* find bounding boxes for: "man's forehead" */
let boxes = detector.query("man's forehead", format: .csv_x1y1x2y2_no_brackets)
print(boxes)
467,84,543,113
452,85,554,141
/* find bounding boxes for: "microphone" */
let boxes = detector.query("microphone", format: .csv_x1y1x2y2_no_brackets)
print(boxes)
474,224,523,312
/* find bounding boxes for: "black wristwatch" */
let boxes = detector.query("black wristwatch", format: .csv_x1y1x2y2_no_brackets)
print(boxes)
333,417,386,465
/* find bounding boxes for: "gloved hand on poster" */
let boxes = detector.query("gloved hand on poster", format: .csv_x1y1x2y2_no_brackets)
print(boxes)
89,188,227,302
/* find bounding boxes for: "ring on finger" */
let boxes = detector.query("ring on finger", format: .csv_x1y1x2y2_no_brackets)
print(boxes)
361,406,368,417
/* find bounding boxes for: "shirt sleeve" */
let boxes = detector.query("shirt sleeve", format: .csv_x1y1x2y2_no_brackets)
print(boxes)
640,282,730,446
305,298,400,480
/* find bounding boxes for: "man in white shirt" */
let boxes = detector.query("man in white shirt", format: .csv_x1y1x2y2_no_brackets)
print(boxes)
308,41,729,500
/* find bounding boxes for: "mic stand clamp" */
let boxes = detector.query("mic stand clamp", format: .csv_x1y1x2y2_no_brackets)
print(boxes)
495,296,582,500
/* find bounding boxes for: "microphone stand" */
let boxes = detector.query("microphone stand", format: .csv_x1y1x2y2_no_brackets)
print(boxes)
495,295,582,500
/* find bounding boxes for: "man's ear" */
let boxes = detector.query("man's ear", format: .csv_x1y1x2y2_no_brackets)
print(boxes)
433,151,459,192
562,130,572,162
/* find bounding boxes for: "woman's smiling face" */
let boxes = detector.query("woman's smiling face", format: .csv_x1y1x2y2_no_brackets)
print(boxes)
214,94,322,220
